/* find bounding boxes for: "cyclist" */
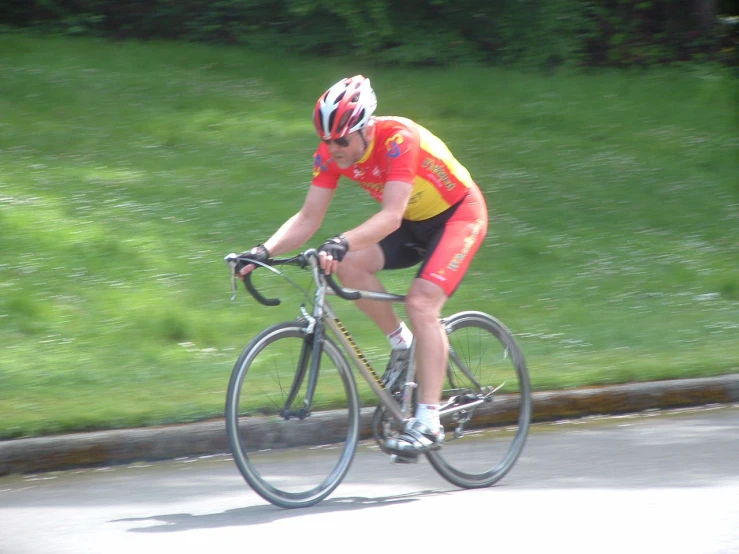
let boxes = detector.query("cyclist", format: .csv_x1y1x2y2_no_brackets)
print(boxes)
240,75,488,459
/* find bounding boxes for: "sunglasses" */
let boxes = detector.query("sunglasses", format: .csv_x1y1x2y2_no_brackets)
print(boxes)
322,136,350,147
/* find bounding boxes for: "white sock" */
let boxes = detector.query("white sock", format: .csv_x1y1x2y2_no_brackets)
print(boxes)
387,322,413,350
415,403,440,434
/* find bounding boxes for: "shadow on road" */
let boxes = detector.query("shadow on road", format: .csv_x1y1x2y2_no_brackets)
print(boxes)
112,488,458,532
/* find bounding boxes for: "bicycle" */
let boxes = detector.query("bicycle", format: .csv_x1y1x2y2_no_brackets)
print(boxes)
224,248,532,509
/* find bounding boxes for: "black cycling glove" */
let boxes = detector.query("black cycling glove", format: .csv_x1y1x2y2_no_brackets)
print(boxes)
235,244,270,273
318,235,350,262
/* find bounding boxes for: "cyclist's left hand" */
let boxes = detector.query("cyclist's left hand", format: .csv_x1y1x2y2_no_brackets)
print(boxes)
236,244,270,279
318,235,349,275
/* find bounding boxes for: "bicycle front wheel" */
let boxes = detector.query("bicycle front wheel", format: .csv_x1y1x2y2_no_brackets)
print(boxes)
226,321,360,508
427,311,531,488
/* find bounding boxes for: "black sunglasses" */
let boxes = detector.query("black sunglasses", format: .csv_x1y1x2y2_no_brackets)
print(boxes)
322,136,350,147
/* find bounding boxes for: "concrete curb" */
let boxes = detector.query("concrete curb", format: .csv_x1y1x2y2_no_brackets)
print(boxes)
1,374,737,476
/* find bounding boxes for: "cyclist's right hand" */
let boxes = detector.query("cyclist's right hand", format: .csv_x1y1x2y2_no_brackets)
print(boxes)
236,244,270,279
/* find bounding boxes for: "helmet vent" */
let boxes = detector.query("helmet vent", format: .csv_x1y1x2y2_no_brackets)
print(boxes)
337,111,352,132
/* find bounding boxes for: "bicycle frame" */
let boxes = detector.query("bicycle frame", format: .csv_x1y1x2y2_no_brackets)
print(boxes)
279,252,490,427
297,254,410,424
226,249,492,429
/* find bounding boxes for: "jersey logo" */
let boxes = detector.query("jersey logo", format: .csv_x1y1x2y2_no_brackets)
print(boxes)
313,154,330,177
385,133,404,159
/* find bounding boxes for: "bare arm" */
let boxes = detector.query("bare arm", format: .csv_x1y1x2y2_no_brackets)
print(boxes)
342,180,412,251
239,186,334,277
318,180,412,275
263,185,335,256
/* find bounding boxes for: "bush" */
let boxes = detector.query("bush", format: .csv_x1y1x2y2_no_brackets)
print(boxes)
1,0,734,67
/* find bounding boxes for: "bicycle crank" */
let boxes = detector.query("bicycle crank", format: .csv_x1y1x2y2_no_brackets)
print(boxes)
371,404,405,455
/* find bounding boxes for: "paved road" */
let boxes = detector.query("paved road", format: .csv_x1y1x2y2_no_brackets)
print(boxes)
1,405,737,554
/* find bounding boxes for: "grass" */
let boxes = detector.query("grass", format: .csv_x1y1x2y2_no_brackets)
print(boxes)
0,32,737,439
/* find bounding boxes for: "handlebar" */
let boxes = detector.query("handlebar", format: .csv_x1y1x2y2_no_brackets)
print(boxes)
324,272,362,301
224,249,361,306
245,267,282,306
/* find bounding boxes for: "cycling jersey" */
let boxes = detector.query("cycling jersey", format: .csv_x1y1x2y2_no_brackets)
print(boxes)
311,116,475,221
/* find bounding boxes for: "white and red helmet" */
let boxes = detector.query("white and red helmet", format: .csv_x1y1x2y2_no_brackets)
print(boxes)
313,75,377,140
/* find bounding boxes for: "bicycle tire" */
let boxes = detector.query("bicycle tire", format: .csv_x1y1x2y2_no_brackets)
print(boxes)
225,321,360,508
426,311,531,488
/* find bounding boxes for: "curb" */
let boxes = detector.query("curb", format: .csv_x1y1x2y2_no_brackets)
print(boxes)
1,374,737,476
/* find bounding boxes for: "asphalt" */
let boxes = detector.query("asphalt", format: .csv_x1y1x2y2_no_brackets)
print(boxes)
1,374,737,477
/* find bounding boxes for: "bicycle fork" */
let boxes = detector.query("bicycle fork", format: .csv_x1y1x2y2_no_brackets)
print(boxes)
279,319,325,420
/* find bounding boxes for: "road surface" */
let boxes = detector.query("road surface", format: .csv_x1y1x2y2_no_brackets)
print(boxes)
1,405,737,554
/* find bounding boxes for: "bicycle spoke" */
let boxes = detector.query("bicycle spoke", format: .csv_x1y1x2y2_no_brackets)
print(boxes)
429,311,531,488
225,322,360,508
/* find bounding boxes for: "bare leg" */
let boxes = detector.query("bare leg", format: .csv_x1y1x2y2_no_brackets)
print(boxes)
335,245,402,335
405,278,448,405
337,247,449,402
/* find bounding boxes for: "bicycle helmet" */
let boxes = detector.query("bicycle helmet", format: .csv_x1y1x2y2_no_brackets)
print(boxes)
313,75,377,140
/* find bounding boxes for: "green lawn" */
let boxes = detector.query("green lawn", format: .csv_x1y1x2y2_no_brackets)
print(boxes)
0,33,737,439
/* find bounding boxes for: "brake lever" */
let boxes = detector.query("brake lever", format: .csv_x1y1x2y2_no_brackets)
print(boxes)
224,253,239,301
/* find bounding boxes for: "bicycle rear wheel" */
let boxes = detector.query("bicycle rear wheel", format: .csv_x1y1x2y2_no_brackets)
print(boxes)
226,321,360,508
427,311,531,488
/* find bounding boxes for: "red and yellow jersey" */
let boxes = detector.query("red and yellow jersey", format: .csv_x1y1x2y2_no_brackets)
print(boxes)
311,116,475,221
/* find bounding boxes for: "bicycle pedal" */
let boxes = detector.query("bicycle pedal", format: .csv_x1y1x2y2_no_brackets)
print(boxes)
390,453,419,465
